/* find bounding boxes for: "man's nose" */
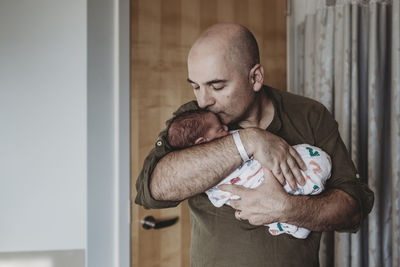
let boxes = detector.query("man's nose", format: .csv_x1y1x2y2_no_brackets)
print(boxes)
196,88,215,109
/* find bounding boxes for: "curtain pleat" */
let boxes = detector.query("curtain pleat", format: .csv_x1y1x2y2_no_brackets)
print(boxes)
304,14,316,100
333,5,351,267
293,0,398,266
316,8,335,109
350,5,363,266
367,3,384,266
296,22,305,96
391,1,400,266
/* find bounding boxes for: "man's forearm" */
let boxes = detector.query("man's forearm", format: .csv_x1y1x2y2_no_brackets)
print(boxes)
283,189,360,232
150,134,242,201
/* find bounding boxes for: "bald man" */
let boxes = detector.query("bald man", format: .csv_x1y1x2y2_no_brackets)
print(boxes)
135,23,374,267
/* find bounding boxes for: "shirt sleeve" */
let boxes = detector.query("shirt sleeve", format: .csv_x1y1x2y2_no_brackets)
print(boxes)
134,101,199,209
312,105,374,232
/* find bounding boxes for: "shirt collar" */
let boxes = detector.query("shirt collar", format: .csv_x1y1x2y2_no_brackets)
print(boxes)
264,85,282,134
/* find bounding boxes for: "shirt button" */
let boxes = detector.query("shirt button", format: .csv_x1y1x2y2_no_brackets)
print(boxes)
156,140,163,147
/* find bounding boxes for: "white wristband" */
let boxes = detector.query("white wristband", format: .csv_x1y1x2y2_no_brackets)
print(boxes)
232,131,250,162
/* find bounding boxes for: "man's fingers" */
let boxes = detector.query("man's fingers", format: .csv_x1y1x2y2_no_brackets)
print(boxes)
235,211,269,226
289,147,307,171
234,209,253,222
272,167,285,185
287,157,306,185
218,184,246,196
235,210,243,221
248,215,268,226
262,167,274,179
229,199,243,210
263,168,290,192
292,167,306,186
236,209,270,225
280,162,297,190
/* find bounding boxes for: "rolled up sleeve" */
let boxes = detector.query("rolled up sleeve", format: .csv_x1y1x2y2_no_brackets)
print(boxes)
314,106,374,232
135,134,182,209
135,101,199,209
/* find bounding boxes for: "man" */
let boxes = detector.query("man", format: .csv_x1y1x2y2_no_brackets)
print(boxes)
135,23,374,267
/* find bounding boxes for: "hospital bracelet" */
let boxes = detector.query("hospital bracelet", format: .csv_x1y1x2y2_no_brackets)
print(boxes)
232,130,250,162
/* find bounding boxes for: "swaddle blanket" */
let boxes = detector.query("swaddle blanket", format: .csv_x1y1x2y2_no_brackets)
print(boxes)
205,144,332,239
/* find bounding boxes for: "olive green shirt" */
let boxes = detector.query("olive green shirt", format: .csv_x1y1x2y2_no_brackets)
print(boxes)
135,86,374,267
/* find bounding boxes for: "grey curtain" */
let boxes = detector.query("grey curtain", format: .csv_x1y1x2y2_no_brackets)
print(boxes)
292,0,400,266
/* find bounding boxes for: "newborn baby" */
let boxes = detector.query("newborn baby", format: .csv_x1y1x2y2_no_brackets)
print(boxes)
167,109,332,239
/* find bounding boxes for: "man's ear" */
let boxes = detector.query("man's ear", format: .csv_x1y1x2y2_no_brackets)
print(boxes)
194,137,206,145
249,64,264,92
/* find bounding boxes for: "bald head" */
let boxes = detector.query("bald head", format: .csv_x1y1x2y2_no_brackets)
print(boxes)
189,23,260,75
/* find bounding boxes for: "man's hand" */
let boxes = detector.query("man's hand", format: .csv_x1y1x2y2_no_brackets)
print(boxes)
241,128,307,190
219,168,361,231
219,168,290,225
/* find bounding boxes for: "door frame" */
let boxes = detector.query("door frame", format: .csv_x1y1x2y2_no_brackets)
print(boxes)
87,0,130,266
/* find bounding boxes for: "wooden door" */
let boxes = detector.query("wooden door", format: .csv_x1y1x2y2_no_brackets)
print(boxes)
131,1,287,266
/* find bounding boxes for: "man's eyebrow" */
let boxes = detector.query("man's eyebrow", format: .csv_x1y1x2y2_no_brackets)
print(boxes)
186,78,227,84
206,79,227,85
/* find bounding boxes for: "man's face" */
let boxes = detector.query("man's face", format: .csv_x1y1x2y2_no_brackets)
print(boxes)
187,49,256,125
204,112,229,141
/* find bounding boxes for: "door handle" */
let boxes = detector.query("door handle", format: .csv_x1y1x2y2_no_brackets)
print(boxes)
141,215,179,230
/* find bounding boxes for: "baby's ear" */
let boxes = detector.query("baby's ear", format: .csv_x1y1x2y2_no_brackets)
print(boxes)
194,137,206,145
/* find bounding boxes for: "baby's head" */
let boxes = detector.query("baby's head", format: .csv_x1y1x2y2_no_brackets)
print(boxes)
167,110,229,149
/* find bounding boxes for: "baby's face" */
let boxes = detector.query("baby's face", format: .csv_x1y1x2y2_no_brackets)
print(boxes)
204,113,229,141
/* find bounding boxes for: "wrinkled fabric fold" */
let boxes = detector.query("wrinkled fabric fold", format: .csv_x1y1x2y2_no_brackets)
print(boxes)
292,0,398,266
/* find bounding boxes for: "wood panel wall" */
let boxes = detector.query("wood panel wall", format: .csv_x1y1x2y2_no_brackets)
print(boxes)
131,1,286,266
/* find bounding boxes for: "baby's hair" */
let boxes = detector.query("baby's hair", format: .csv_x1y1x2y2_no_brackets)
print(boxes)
167,109,214,149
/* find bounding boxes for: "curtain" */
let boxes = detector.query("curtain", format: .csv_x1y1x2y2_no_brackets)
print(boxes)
292,0,400,266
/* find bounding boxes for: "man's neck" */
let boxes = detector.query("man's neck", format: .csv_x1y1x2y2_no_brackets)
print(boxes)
238,88,274,129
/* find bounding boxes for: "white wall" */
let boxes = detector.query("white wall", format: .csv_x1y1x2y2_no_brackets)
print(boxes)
0,0,87,252
87,0,130,266
0,0,130,266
